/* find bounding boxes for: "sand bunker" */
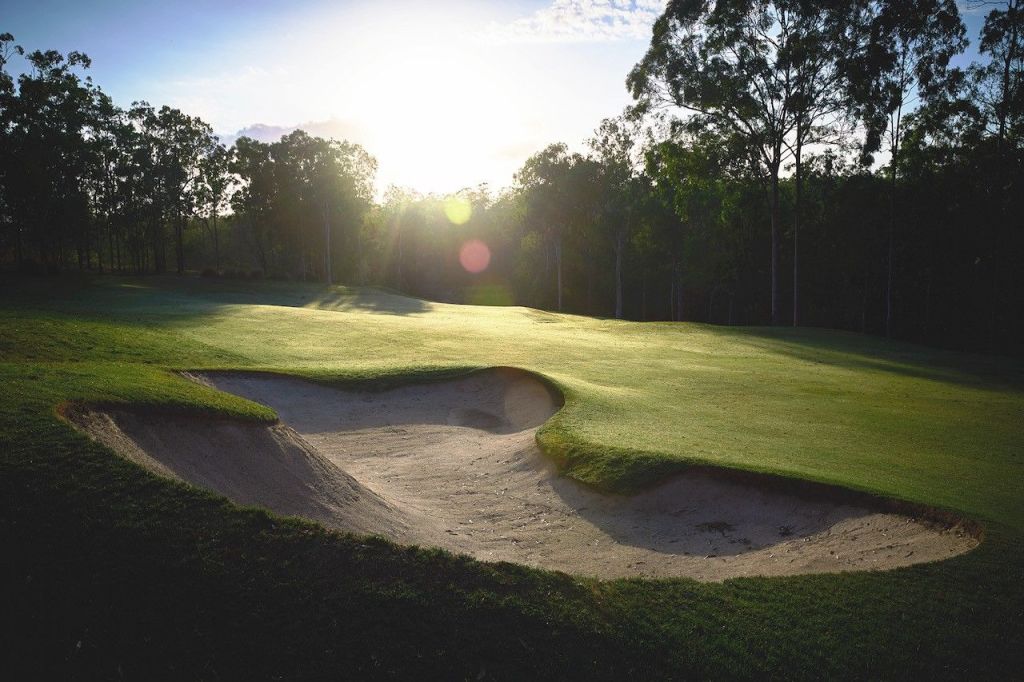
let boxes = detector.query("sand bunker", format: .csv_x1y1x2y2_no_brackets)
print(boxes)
67,368,977,580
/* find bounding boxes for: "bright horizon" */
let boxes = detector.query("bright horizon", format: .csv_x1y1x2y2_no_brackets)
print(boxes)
3,0,670,195
3,0,988,195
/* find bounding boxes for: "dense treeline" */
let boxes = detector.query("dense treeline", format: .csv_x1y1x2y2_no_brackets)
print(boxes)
0,35,376,283
1,0,1022,353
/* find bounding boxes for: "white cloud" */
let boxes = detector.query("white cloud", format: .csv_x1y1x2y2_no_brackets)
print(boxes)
481,0,666,44
224,119,369,147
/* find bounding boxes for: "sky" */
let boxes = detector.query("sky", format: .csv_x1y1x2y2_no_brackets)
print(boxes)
2,0,989,195
2,0,669,194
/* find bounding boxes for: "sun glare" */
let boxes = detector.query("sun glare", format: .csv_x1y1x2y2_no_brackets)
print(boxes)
443,196,473,224
323,7,525,193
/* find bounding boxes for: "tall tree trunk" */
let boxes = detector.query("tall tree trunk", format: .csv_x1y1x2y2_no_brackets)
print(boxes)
354,221,364,285
884,178,892,337
155,210,167,274
677,271,684,322
641,271,647,321
15,225,22,270
86,219,93,270
323,203,332,286
96,222,103,273
990,3,1018,347
152,219,161,274
792,136,803,327
614,230,624,319
212,214,221,271
989,196,1001,348
861,269,869,334
555,234,563,312
770,170,781,325
587,264,594,314
669,276,675,321
997,0,1018,152
395,223,403,290
924,274,931,342
175,213,185,275
247,215,268,276
886,104,903,339
886,165,897,339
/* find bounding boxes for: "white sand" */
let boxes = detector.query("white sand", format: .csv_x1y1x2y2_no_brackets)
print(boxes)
67,368,977,580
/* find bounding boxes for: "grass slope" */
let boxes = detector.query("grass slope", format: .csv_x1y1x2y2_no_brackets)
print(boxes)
2,274,1023,680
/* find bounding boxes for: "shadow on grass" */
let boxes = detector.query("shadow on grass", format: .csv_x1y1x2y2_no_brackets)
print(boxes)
721,325,1024,390
1,273,432,318
305,286,432,315
145,276,432,316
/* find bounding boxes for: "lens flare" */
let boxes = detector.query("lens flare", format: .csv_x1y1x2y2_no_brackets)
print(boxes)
443,197,472,225
459,239,491,274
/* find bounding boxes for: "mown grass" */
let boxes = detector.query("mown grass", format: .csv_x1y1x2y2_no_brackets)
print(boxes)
2,274,1023,680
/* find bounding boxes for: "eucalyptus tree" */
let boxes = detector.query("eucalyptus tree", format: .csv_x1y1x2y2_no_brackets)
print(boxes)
119,108,163,272
3,45,98,269
588,114,649,319
230,131,375,282
196,140,231,270
107,108,153,273
962,0,1023,338
642,140,690,320
0,32,16,94
274,131,376,283
629,0,805,324
375,185,422,289
969,0,1024,151
272,130,321,279
153,106,216,274
83,91,125,272
850,0,966,337
229,136,277,274
319,137,376,284
0,33,22,261
564,155,607,314
127,103,184,272
645,128,744,322
782,0,863,326
514,143,577,311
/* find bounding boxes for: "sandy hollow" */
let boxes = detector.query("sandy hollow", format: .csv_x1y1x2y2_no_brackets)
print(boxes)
66,368,978,581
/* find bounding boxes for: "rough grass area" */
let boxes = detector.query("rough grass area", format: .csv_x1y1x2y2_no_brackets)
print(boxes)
2,274,1023,679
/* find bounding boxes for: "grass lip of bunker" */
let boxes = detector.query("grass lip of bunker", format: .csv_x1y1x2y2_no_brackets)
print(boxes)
65,366,980,581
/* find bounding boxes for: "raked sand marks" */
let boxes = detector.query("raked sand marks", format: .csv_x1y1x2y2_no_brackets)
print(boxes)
67,368,978,581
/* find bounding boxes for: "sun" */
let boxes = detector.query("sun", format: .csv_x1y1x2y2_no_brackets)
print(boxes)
329,10,520,192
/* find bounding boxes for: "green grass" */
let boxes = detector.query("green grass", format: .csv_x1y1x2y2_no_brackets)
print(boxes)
2,274,1023,680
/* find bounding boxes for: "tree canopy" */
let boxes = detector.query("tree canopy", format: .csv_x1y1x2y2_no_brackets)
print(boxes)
1,7,1023,353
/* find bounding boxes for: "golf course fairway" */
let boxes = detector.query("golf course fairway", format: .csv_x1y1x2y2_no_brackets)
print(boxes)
3,275,1023,679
